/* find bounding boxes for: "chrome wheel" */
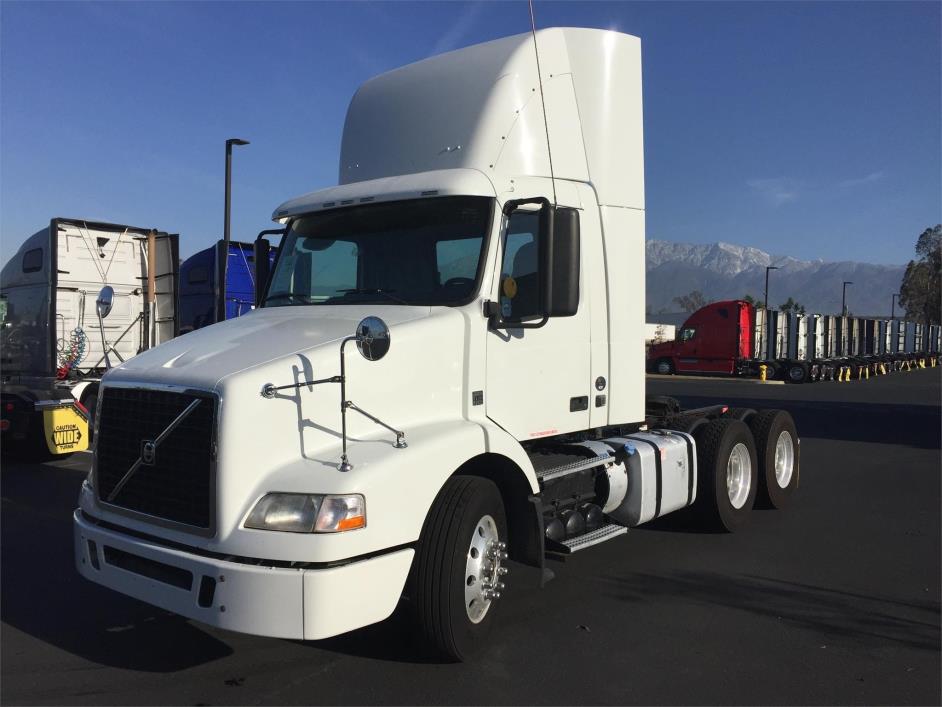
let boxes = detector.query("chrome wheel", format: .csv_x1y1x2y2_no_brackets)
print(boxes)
464,514,508,624
774,430,795,488
726,442,752,509
656,360,672,374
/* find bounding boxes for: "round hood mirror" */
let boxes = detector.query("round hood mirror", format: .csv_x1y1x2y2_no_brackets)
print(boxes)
96,286,115,319
355,316,390,361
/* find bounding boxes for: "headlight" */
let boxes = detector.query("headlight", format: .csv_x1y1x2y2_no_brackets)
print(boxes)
315,495,366,532
244,493,365,533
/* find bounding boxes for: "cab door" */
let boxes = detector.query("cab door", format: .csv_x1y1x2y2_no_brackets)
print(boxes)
485,207,590,440
674,326,700,372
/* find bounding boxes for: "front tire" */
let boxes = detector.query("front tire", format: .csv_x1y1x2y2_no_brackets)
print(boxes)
655,358,674,375
410,476,508,661
693,419,758,531
749,410,799,509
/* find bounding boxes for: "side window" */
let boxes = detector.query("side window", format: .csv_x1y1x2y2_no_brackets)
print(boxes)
499,211,540,320
680,327,697,342
22,248,42,273
187,266,209,285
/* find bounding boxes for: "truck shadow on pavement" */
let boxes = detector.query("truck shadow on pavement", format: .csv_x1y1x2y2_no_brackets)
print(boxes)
671,397,941,450
601,571,941,653
0,456,447,669
0,458,234,672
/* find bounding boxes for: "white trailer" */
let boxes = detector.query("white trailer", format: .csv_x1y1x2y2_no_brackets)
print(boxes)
1,218,178,455
74,29,801,659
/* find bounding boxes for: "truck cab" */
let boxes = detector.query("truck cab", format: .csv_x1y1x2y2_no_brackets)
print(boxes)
1,219,178,455
648,300,752,375
74,29,799,660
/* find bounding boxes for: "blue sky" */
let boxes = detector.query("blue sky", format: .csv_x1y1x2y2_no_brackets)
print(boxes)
1,1,939,265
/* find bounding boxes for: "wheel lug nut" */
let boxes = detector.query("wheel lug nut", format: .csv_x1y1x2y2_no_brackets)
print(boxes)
496,581,506,590
497,541,507,550
499,551,508,560
497,566,509,576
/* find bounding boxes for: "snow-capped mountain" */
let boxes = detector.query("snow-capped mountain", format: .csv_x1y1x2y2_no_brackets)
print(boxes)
646,240,905,317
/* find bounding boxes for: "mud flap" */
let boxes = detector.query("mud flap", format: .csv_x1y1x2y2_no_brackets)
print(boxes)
42,403,89,454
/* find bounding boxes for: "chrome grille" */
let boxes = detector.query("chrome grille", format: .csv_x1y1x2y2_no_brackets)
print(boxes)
95,387,216,531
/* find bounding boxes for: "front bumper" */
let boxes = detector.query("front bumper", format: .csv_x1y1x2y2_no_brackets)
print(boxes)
73,510,414,640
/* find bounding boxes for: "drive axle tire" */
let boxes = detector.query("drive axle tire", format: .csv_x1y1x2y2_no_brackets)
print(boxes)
724,407,756,423
748,409,799,509
410,476,508,661
693,418,758,532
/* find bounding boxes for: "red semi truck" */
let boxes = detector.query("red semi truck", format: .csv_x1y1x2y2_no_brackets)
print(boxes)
648,300,754,376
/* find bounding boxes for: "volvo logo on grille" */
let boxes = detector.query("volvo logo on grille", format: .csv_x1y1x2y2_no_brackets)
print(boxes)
141,440,157,465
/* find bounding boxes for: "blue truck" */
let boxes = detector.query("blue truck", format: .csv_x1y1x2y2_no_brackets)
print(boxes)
179,236,279,333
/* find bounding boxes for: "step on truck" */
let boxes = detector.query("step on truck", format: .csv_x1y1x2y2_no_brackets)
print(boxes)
648,299,940,383
74,29,801,660
1,219,178,457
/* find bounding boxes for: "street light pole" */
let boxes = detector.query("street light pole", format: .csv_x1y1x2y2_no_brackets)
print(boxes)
891,293,899,320
760,265,779,359
842,281,853,317
220,137,250,323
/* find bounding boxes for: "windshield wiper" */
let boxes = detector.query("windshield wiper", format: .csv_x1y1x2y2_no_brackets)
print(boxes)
264,292,317,305
336,288,410,305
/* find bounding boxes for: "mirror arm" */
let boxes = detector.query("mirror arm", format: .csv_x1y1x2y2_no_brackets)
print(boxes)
254,228,285,308
503,196,551,215
483,300,548,330
97,309,112,370
260,375,342,398
260,332,406,472
344,401,407,450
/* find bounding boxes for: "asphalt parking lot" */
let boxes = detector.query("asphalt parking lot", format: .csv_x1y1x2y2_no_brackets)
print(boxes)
2,369,940,705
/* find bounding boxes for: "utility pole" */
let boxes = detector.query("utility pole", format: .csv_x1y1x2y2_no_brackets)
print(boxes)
220,137,250,323
842,281,853,317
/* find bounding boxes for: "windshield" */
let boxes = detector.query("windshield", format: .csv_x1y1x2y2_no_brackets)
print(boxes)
264,196,493,307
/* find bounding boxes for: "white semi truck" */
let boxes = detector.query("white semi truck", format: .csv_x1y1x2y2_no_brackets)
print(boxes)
1,219,178,456
74,28,800,660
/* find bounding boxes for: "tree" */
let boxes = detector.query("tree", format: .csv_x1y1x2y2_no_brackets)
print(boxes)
672,290,707,312
743,294,766,308
779,296,796,313
899,225,941,326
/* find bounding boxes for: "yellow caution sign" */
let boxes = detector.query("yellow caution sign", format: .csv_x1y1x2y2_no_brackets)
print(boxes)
42,404,89,454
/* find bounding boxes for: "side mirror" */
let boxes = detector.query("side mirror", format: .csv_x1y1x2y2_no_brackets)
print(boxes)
492,199,580,328
544,206,580,317
254,238,271,307
96,286,115,319
355,316,390,361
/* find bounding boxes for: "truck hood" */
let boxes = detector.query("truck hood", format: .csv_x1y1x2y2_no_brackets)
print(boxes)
647,340,675,358
105,305,431,389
